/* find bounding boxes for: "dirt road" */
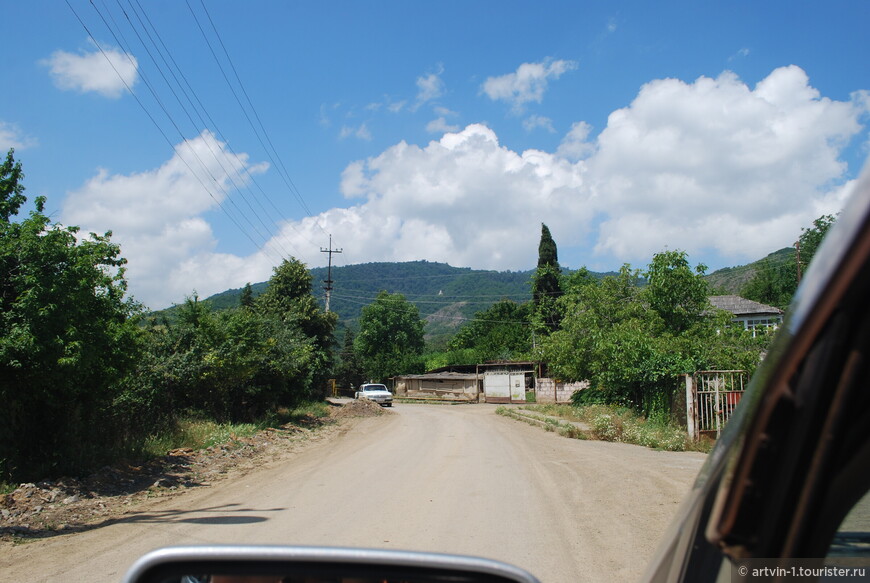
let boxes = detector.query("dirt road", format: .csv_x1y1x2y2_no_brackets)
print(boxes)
0,404,706,582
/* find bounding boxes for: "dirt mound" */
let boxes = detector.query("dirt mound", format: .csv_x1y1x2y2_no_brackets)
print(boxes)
330,399,390,419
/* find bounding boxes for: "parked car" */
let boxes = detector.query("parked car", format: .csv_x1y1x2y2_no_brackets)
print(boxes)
354,383,393,407
125,164,870,582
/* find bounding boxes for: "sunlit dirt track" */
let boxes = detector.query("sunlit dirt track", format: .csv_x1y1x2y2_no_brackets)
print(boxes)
0,404,706,583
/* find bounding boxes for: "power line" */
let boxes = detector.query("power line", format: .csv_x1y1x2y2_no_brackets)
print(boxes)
116,0,302,260
115,1,275,248
320,271,532,283
130,0,316,260
67,0,279,264
187,0,328,240
86,1,276,254
125,0,315,257
80,0,309,265
328,292,527,305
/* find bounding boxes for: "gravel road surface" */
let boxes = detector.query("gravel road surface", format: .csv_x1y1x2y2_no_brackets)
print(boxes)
0,404,706,582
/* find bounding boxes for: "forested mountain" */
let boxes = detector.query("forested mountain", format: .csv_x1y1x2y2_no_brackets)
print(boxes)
704,247,796,295
198,261,537,345
156,250,795,346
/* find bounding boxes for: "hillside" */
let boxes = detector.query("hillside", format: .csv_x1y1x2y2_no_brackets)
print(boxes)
155,262,536,345
704,247,795,294
313,261,533,344
152,250,793,346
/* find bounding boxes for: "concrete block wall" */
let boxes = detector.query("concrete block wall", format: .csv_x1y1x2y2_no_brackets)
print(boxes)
535,378,588,404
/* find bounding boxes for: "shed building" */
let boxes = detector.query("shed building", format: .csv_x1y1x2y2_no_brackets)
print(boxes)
394,372,481,402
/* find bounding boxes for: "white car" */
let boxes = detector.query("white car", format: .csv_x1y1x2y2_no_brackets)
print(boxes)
354,383,393,406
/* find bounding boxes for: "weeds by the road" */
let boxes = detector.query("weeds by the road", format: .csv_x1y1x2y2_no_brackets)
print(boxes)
142,402,331,458
496,407,586,439
499,403,711,452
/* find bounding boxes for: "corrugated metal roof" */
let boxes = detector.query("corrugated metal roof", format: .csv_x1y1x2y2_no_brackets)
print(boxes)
709,295,783,316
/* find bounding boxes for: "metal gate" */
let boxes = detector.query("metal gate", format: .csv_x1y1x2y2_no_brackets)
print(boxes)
483,371,526,404
686,370,747,440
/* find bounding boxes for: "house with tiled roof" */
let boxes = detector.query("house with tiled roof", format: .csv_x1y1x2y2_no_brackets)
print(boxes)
709,295,784,335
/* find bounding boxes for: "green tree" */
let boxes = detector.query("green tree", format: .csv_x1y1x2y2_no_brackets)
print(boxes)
740,257,795,309
798,213,836,273
448,299,531,362
257,258,337,392
0,150,25,222
131,291,324,423
240,282,254,308
542,254,759,419
562,266,597,293
257,258,312,309
335,328,366,391
356,291,425,382
0,150,143,481
741,214,836,309
542,265,645,385
531,223,563,334
644,250,709,335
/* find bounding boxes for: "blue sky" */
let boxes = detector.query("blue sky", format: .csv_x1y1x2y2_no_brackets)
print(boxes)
3,1,869,309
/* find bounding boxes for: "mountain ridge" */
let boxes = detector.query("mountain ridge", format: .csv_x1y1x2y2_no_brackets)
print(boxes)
155,250,794,345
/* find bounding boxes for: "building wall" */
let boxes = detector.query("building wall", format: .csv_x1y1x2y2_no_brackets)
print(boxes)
733,314,783,337
535,378,588,404
397,377,480,402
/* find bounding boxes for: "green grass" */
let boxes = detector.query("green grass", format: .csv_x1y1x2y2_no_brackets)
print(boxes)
496,406,586,439
267,401,330,425
142,401,332,458
500,403,711,452
523,403,585,421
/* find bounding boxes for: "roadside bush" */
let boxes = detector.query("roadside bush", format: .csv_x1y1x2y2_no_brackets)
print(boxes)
590,410,623,442
132,298,325,424
0,150,145,481
577,405,692,451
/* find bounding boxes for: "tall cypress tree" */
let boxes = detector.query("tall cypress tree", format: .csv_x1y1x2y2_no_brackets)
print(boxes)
240,282,254,308
532,223,563,334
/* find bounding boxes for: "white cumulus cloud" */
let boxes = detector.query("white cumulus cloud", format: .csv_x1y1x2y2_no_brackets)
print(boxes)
482,58,578,113
313,124,591,269
60,66,869,309
62,131,271,308
587,65,866,262
557,121,596,161
300,66,866,273
42,41,138,98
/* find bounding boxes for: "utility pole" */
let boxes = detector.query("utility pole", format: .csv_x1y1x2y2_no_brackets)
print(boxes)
320,234,343,312
795,239,802,285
